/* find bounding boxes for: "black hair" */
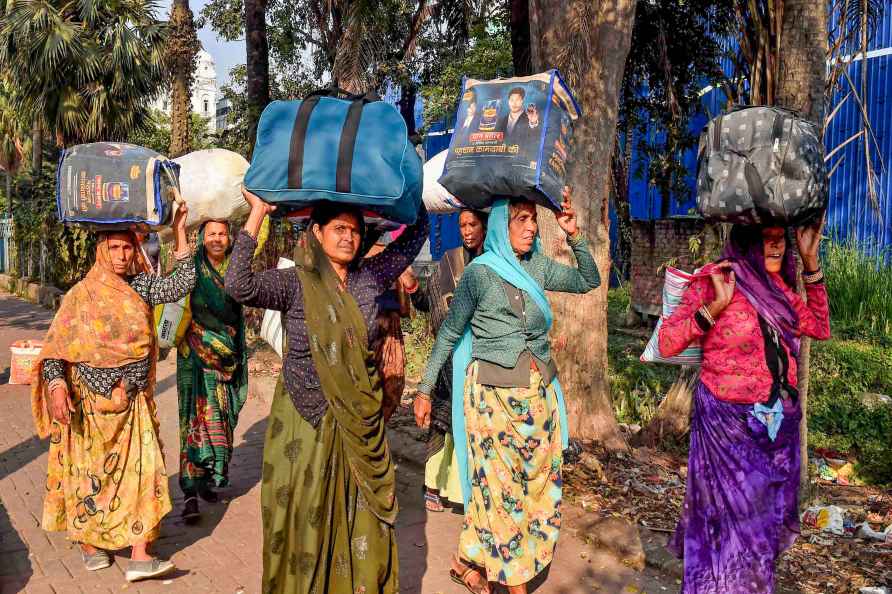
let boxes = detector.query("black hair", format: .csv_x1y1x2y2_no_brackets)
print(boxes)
459,208,489,228
310,201,365,237
508,87,526,100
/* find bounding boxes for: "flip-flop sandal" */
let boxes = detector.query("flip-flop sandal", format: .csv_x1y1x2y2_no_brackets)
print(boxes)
449,564,490,594
424,490,445,512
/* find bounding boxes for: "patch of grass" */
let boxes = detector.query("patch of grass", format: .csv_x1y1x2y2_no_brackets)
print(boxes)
823,239,892,339
808,337,892,484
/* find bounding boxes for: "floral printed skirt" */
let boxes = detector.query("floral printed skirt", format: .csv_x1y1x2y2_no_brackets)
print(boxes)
42,372,171,548
261,378,398,594
458,362,563,587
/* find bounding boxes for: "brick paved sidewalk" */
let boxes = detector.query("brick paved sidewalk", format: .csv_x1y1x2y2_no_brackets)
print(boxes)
0,292,674,594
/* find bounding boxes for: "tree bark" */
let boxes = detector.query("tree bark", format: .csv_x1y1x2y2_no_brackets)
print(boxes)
528,0,637,450
168,0,199,158
635,367,698,448
510,0,533,76
775,0,828,491
245,0,271,157
31,121,42,175
398,81,417,137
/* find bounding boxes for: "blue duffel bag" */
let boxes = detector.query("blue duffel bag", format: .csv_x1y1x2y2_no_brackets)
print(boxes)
244,89,422,225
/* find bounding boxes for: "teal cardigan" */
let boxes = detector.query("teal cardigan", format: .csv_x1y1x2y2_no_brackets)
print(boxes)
418,233,600,394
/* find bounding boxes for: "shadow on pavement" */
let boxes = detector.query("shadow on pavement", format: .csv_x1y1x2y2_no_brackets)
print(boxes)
150,417,266,570
0,498,33,593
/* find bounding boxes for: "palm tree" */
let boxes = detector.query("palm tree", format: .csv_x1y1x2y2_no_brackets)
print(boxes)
0,85,26,216
0,0,167,150
167,0,200,158
245,0,270,157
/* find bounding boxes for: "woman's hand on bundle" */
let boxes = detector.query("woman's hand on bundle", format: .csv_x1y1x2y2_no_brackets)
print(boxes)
413,393,431,429
49,383,75,425
707,261,736,319
796,213,825,272
242,188,276,239
173,202,189,230
555,186,579,238
172,202,190,256
243,188,277,216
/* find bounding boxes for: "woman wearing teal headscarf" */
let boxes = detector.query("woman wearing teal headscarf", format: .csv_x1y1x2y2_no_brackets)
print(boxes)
176,220,249,523
415,189,600,594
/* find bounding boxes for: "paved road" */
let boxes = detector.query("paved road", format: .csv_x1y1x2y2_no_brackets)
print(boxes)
0,291,674,594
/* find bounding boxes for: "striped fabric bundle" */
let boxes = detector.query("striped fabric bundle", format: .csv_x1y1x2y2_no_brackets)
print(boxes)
640,266,703,366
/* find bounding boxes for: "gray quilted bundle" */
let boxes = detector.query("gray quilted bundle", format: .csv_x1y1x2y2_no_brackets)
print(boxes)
696,106,828,226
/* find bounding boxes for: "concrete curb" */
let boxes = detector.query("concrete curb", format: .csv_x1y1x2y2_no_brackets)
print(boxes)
0,273,64,309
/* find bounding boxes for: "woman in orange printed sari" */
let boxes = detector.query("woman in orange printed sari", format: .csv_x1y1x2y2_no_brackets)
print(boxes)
31,206,193,583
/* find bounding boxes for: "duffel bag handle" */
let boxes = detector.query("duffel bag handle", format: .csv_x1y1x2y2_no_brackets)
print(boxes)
288,88,379,192
305,87,381,104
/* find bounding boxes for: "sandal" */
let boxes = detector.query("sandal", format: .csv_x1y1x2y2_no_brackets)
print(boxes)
181,496,200,524
424,489,445,513
449,558,490,594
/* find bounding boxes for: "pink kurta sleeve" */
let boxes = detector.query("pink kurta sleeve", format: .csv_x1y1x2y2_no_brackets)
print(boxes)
788,282,831,340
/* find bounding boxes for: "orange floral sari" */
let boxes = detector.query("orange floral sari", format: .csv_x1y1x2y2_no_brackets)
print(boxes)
31,233,171,548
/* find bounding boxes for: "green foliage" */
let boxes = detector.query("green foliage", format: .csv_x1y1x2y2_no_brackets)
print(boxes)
0,0,167,146
420,24,513,129
10,151,96,287
808,337,892,484
127,110,217,156
619,1,736,207
606,288,679,425
402,310,435,383
822,238,892,339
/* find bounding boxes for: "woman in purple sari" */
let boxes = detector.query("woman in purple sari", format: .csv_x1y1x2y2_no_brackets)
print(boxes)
658,220,830,593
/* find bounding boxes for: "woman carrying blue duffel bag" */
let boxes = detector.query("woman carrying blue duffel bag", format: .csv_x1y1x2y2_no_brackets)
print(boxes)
229,87,428,594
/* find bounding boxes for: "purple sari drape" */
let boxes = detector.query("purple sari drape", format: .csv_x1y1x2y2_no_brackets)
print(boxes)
669,382,801,593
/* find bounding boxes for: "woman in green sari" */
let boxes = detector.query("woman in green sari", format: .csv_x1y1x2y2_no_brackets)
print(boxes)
225,191,428,594
177,220,249,522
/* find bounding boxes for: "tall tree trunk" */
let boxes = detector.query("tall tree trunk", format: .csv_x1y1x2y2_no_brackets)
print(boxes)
510,0,533,76
245,0,271,158
4,170,10,217
31,121,42,175
612,127,634,282
775,0,828,491
398,82,418,137
528,0,637,450
168,0,199,158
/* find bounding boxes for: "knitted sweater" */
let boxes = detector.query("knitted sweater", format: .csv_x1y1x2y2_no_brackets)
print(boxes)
419,233,600,394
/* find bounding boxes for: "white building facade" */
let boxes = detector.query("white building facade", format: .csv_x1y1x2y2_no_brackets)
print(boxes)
153,49,218,132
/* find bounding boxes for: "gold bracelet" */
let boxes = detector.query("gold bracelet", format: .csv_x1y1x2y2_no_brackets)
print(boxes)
415,391,431,401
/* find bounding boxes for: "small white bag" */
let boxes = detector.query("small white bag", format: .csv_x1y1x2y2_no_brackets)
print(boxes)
260,257,295,357
422,150,466,213
155,296,191,350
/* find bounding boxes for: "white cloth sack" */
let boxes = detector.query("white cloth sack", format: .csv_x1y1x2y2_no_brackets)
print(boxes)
260,257,295,358
422,150,466,213
159,149,250,241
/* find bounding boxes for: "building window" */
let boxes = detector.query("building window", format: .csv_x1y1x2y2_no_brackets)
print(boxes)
203,99,209,114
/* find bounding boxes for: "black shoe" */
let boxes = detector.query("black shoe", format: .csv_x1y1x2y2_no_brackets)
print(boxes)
182,496,200,524
198,486,218,503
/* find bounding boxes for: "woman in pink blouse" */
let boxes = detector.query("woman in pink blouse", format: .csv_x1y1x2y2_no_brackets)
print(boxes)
658,220,829,594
